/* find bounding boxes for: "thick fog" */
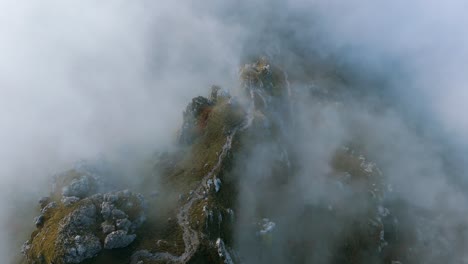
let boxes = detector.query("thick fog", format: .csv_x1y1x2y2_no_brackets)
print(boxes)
0,1,245,261
1,0,467,263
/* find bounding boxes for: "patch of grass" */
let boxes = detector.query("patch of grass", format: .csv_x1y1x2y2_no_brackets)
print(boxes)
27,202,81,263
162,99,244,194
116,96,245,263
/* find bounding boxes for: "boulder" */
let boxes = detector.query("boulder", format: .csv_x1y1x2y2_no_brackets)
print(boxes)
62,175,94,198
104,230,137,249
23,190,147,263
62,234,102,264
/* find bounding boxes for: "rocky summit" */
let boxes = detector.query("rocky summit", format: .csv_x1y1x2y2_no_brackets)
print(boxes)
19,58,468,264
22,165,147,264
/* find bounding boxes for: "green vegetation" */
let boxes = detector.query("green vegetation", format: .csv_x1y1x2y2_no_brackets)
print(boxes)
26,202,84,263
22,58,409,264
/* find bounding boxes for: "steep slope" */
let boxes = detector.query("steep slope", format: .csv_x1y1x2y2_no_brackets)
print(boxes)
20,58,467,264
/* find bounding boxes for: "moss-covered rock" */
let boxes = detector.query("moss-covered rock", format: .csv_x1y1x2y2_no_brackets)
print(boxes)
23,185,146,264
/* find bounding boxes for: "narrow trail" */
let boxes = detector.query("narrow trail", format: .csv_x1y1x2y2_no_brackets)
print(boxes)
132,64,279,263
132,117,250,264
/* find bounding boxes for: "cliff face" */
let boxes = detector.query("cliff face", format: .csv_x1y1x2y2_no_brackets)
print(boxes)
20,58,465,264
129,58,293,264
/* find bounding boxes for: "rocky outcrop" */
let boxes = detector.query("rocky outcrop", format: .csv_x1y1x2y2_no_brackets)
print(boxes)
22,166,147,264
179,95,214,145
20,58,462,264
104,230,137,249
57,202,102,263
23,59,289,264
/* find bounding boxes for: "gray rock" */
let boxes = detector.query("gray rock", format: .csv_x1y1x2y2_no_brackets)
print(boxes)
104,193,118,203
89,193,103,203
101,201,114,220
41,201,57,214
210,85,221,101
21,240,31,255
116,218,132,231
62,175,92,198
101,221,115,234
38,197,50,208
24,189,147,263
64,202,97,228
216,238,234,264
179,96,214,145
63,234,101,263
62,196,80,206
104,230,136,249
112,209,127,220
34,215,45,227
49,201,101,263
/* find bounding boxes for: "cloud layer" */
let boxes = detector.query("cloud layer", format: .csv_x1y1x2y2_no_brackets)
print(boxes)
1,0,468,263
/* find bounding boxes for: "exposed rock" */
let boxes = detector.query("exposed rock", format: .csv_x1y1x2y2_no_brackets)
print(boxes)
189,96,213,116
104,230,137,249
116,218,132,231
64,202,97,228
62,234,101,264
214,178,222,192
34,215,45,228
22,60,460,264
101,221,116,234
38,196,50,208
62,196,81,207
257,218,276,236
112,209,127,220
104,192,118,203
52,161,109,202
23,189,146,263
41,201,57,214
62,175,94,198
216,238,234,264
179,95,215,145
101,201,114,220
21,241,31,255
210,85,221,102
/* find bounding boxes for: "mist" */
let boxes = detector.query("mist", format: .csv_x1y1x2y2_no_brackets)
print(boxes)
1,0,468,263
0,1,245,261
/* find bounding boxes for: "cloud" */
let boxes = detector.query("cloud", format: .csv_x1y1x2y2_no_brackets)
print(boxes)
0,1,245,261
2,0,468,263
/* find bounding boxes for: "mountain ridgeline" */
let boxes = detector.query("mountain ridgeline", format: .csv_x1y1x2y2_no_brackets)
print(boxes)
20,58,466,264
